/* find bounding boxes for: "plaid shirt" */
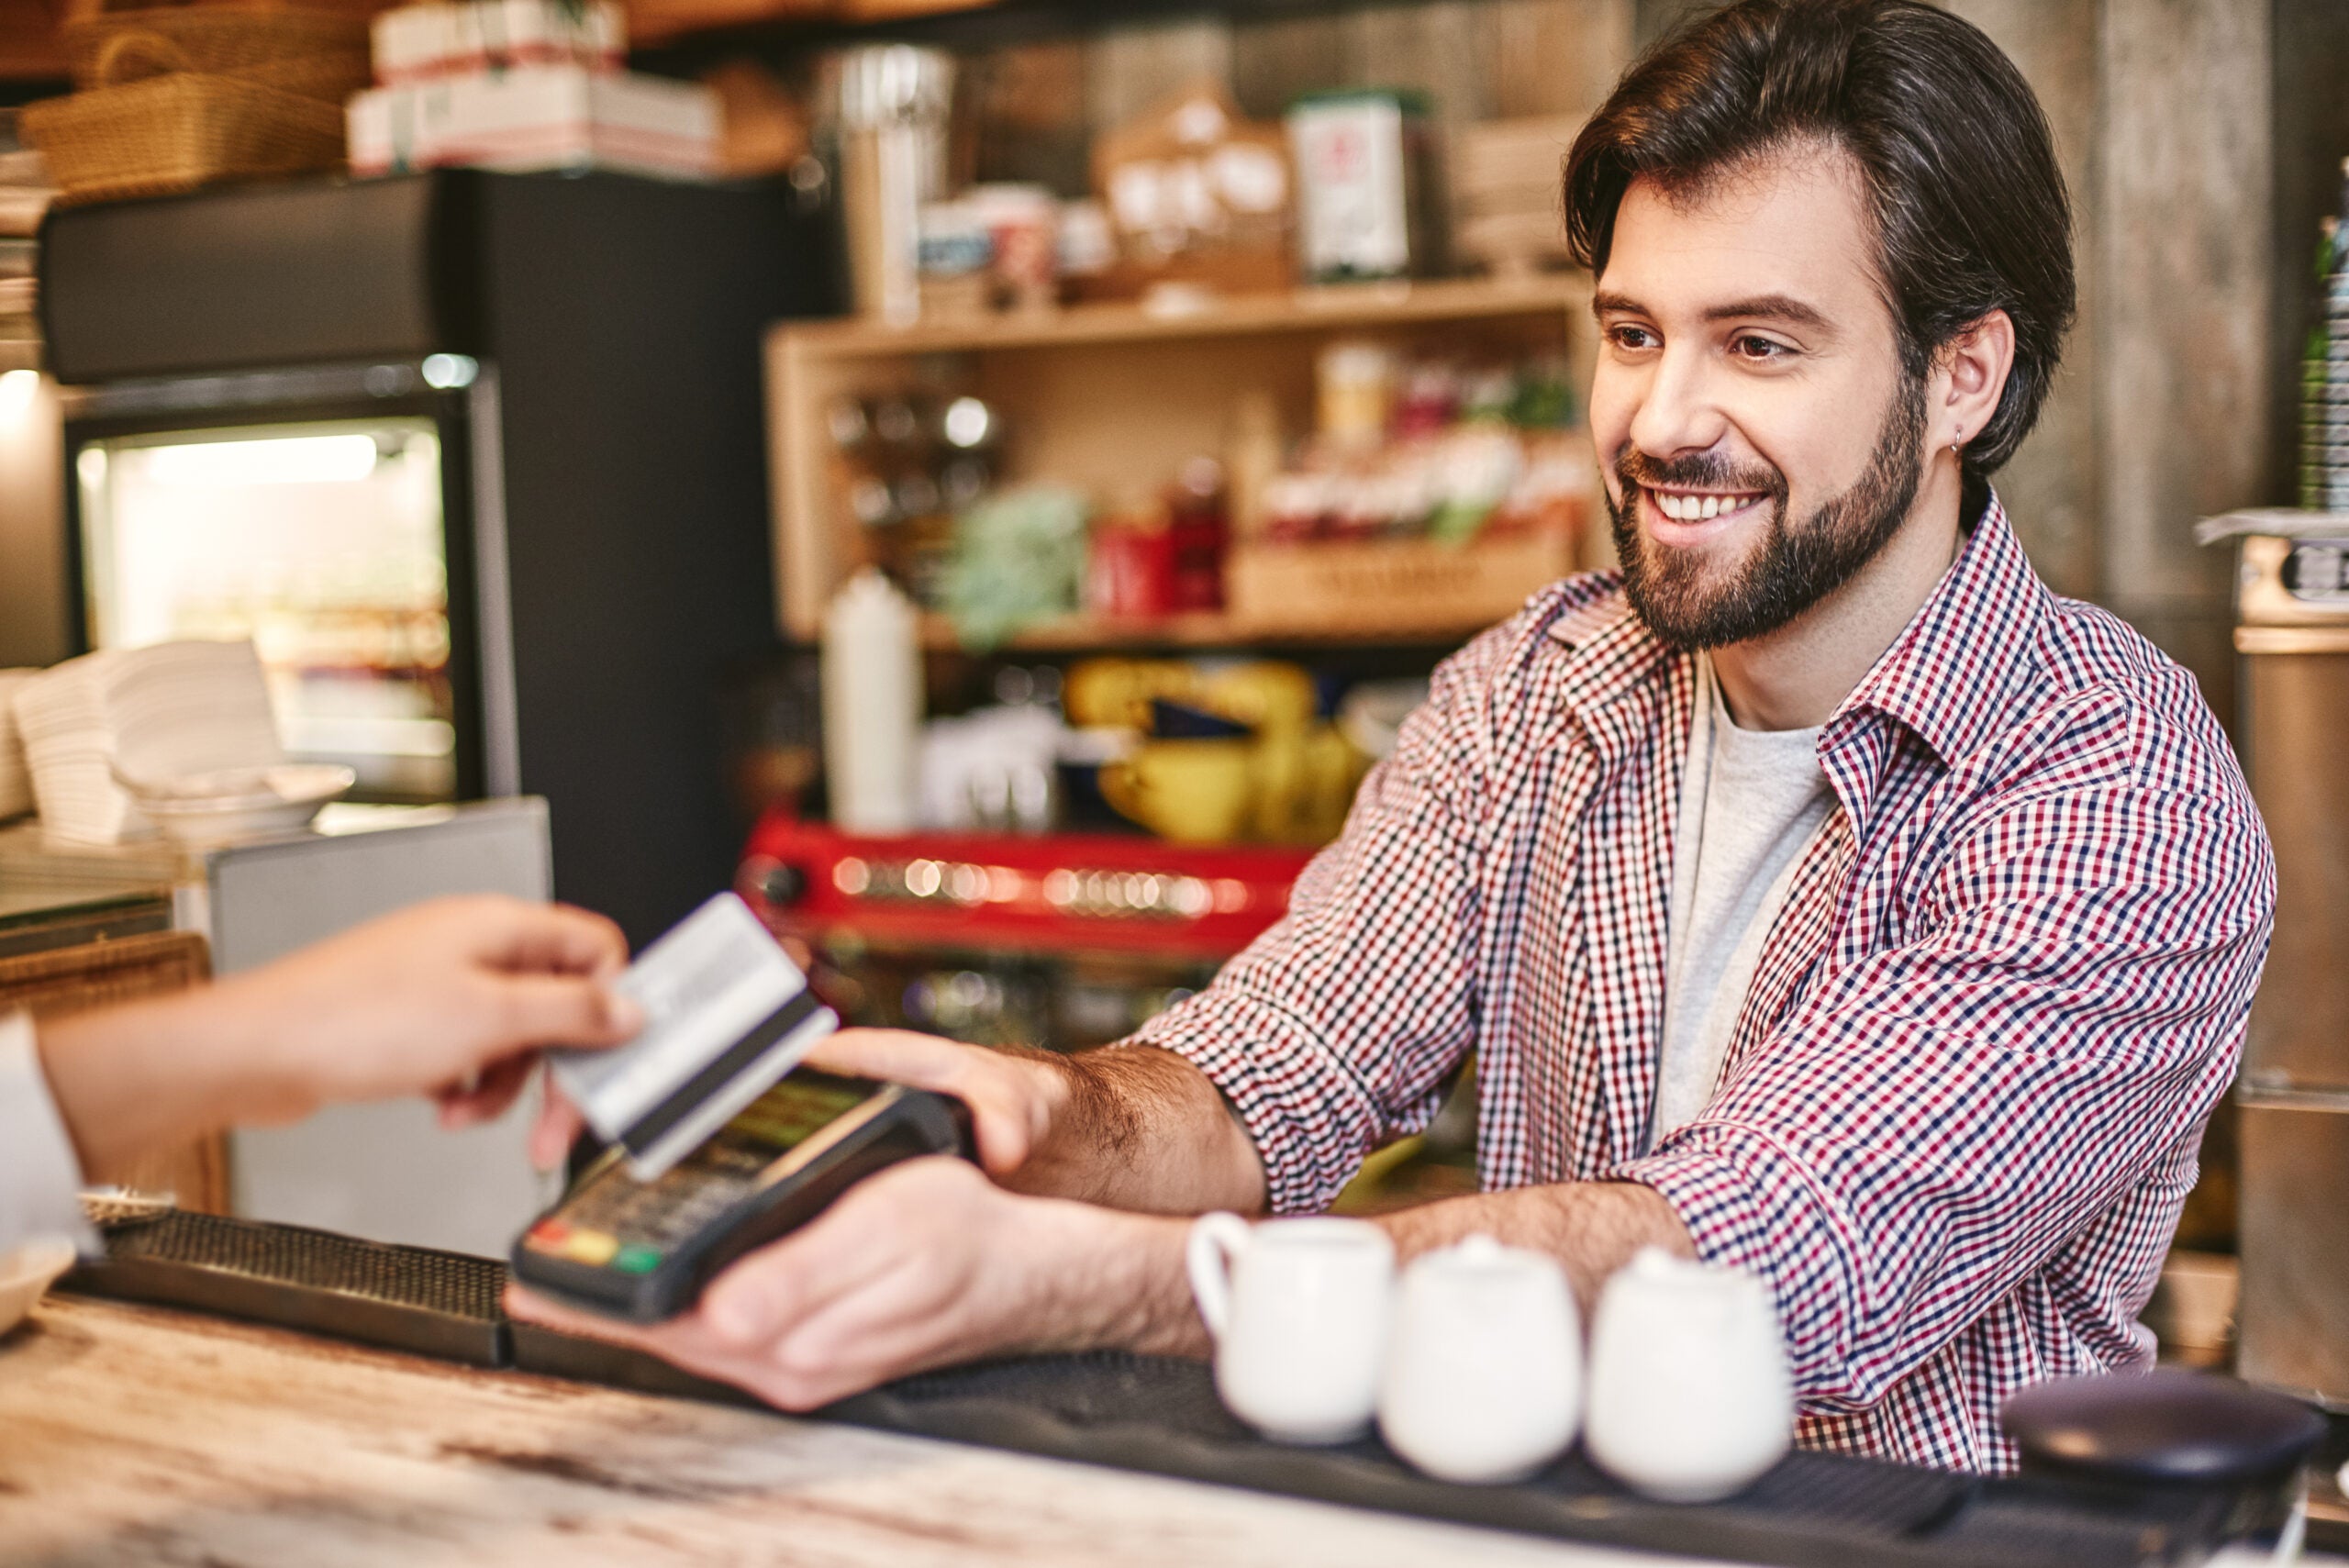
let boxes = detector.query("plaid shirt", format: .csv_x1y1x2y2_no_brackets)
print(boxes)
1133,495,2273,1472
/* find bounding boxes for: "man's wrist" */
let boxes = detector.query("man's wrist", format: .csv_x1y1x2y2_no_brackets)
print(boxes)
1027,1198,1208,1359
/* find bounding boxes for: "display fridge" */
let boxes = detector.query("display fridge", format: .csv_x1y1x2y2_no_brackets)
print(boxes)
40,168,840,942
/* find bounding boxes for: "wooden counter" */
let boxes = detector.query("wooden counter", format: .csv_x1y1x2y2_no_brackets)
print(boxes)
0,1295,1684,1567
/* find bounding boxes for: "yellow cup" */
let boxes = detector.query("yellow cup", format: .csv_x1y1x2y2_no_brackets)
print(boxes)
1099,739,1257,843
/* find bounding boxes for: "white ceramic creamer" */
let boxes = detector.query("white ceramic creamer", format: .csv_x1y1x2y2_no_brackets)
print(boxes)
1584,1246,1795,1501
1376,1234,1581,1484
1186,1213,1395,1444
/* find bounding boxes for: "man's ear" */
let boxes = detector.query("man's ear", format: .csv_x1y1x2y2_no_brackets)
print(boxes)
1933,309,2017,454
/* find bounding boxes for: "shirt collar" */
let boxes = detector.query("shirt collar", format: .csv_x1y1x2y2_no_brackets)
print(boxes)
1544,489,2046,769
1827,489,2047,767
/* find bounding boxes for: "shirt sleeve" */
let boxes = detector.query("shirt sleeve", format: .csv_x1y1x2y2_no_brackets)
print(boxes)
1609,694,2273,1411
1125,621,1518,1214
0,1010,100,1256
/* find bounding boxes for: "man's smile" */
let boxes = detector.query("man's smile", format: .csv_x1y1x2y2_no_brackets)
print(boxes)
1638,484,1772,546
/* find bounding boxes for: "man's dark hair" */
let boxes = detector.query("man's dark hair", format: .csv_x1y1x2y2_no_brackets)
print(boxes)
1564,0,2075,477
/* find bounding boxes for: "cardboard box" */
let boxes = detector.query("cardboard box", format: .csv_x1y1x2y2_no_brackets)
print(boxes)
372,1,625,85
349,66,718,181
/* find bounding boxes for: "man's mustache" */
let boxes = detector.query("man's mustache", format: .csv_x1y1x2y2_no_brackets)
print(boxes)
1614,447,1787,499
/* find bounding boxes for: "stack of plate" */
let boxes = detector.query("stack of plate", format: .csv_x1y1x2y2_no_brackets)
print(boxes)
13,640,286,846
0,668,37,820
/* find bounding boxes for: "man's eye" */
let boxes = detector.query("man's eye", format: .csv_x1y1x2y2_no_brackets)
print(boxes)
1608,325,1659,351
1731,335,1792,361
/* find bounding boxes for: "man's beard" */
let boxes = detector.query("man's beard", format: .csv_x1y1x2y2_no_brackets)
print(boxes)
1606,375,1928,651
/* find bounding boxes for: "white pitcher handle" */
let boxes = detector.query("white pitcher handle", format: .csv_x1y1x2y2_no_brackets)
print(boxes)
1185,1211,1251,1342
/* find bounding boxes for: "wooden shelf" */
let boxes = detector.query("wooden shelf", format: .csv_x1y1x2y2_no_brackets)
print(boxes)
765,272,1598,644
779,274,1592,361
916,609,1501,651
635,0,1433,71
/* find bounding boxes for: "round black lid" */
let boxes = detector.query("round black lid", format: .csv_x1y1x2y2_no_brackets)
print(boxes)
2001,1369,2326,1485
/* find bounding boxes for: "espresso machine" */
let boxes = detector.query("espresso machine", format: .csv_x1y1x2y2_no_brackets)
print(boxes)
2210,509,2349,1407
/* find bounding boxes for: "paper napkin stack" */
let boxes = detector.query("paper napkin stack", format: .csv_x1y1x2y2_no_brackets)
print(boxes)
12,641,285,845
0,669,36,820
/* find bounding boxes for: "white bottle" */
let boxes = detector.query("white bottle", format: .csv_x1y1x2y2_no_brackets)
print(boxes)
822,568,922,835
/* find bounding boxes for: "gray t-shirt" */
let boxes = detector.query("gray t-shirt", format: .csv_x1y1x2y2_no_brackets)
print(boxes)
1650,656,1834,1147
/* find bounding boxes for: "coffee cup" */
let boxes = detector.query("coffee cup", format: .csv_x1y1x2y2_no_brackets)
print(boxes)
1583,1247,1794,1501
1099,738,1254,841
1186,1212,1395,1443
1377,1234,1581,1484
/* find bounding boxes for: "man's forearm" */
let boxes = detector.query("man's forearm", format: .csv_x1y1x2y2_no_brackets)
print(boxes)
1377,1180,1695,1314
1017,1044,1267,1216
1032,1179,1692,1372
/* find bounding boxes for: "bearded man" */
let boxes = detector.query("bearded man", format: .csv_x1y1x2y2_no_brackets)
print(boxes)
513,0,2274,1472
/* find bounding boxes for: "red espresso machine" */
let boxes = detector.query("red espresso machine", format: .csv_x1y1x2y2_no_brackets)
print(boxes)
736,809,1315,1051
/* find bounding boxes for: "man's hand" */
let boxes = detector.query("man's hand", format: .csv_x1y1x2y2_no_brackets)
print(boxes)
799,1029,1268,1213
37,895,642,1182
505,1156,1204,1409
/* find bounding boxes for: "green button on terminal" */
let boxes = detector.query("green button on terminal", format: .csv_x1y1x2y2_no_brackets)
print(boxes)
612,1244,663,1274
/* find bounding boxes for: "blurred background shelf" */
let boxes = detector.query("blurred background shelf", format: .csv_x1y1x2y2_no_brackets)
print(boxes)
785,274,1592,359
769,272,1596,642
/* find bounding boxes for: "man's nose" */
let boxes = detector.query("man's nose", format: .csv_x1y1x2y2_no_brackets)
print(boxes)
1626,346,1730,462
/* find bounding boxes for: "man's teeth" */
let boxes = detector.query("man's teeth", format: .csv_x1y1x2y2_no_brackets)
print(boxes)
1653,490,1761,522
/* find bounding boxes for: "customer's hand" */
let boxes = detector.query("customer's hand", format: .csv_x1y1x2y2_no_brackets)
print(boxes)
505,1155,1202,1409
212,894,642,1129
38,894,643,1184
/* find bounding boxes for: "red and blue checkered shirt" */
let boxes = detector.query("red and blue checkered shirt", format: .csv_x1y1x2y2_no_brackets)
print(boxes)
1134,495,2273,1472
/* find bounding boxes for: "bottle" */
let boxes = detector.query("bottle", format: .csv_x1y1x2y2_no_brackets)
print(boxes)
821,569,922,835
2304,158,2349,514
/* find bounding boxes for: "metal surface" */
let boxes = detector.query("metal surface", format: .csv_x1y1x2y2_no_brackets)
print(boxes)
2239,650,2349,1095
2236,1104,2349,1407
2233,533,2349,627
2230,522,2349,1408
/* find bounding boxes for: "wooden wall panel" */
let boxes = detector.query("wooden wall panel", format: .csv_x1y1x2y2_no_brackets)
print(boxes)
2096,0,2271,727
1228,13,1359,121
1475,0,1636,122
1944,0,2102,600
1085,17,1233,137
962,40,1091,193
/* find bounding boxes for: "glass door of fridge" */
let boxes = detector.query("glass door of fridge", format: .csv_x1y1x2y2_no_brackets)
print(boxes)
76,417,459,802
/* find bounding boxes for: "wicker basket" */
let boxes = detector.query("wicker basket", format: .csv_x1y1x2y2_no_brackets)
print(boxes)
22,43,349,206
22,76,348,205
64,6,371,91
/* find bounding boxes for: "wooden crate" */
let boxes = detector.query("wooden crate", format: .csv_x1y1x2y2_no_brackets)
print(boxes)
0,929,227,1214
1227,526,1580,639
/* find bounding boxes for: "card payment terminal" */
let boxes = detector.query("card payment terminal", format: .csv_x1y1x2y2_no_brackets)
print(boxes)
513,1067,975,1323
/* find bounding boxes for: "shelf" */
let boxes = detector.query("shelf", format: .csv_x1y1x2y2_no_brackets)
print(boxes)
766,272,1597,643
635,0,1432,72
775,273,1593,361
916,609,1497,651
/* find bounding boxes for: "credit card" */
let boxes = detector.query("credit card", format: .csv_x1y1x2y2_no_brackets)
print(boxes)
550,892,837,1180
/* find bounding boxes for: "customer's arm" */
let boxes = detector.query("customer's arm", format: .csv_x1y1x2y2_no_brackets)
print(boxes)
33,895,641,1187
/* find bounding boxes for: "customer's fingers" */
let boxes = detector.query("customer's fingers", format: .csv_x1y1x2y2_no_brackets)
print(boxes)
484,973,644,1054
471,899,631,978
529,1083,587,1170
435,1056,534,1129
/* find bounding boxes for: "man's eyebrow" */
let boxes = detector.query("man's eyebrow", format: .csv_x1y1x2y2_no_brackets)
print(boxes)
1589,290,1838,335
1704,294,1834,332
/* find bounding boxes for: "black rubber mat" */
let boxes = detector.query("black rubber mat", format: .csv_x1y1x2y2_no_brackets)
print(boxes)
57,1213,2252,1568
61,1209,509,1367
